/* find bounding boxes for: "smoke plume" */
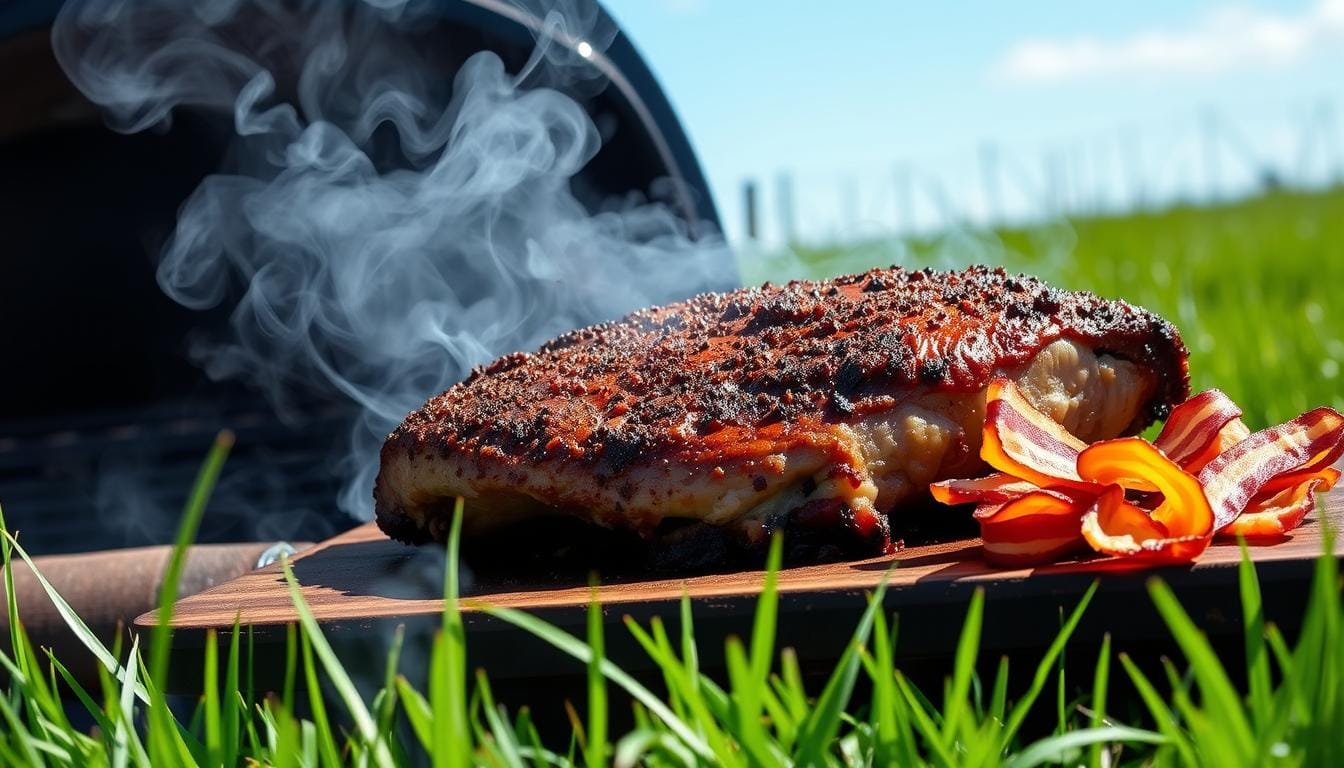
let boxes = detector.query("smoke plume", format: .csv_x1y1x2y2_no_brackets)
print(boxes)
53,0,734,521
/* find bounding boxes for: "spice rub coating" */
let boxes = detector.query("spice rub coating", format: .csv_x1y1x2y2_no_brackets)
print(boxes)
375,265,1190,568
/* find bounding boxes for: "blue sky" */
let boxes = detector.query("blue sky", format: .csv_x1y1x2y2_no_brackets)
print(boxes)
603,0,1344,242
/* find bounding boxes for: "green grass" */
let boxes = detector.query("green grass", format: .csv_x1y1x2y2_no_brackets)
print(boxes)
0,432,1342,765
745,187,1344,429
2,190,1343,764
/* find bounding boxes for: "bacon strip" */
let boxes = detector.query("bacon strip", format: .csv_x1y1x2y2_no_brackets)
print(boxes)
1253,465,1341,497
981,379,1093,490
1219,477,1330,540
932,387,1344,569
977,490,1091,567
929,472,1039,506
1153,389,1243,472
1198,407,1344,531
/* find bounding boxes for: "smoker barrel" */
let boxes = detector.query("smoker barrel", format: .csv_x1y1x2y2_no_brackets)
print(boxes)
0,542,310,688
0,1,724,556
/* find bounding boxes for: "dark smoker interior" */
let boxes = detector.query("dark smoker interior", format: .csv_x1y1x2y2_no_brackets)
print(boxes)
0,3,720,554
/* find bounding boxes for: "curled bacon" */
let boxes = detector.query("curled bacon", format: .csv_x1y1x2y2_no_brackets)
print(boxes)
1153,389,1243,472
977,490,1091,567
1255,465,1341,497
1198,407,1344,530
931,380,1343,569
929,472,1039,506
1219,477,1330,540
980,379,1092,490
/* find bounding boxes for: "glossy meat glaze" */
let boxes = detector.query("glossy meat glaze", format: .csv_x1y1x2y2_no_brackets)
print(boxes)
375,265,1189,568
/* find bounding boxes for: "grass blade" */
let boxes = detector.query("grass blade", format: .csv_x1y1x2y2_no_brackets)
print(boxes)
282,561,393,766
1147,577,1254,755
395,676,434,752
378,623,405,739
893,671,956,766
44,650,117,746
624,615,738,765
149,430,234,689
1005,726,1165,768
147,431,233,765
1055,607,1067,737
283,621,298,714
1001,581,1098,748
1237,538,1273,735
793,577,890,766
940,586,984,747
725,637,778,767
1119,653,1195,766
204,629,222,767
434,498,471,768
586,588,608,768
486,603,713,760
0,504,25,671
1088,633,1111,768
866,608,901,765
613,728,697,768
989,655,1010,725
112,636,143,768
297,629,341,768
0,679,43,768
2,532,150,704
225,619,242,768
476,670,526,768
750,533,783,686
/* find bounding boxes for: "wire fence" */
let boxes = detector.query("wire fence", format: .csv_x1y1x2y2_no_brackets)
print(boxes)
736,100,1344,246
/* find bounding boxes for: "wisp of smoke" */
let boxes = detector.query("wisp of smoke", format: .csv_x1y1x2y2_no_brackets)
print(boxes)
53,0,735,521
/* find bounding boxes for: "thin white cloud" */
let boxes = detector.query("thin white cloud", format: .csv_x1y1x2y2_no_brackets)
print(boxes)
659,0,706,14
997,0,1344,84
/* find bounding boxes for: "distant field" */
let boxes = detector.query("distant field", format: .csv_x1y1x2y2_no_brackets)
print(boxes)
743,188,1344,430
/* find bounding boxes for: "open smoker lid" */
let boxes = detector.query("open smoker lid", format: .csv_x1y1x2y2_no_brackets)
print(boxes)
0,0,731,555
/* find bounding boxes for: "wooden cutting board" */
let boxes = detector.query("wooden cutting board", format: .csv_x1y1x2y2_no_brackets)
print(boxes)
137,484,1342,696
144,489,1343,645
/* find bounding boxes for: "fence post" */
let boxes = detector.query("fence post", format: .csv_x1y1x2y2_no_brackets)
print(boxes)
979,142,1001,225
743,180,759,241
894,164,913,236
1122,128,1145,210
775,172,795,245
1201,108,1221,202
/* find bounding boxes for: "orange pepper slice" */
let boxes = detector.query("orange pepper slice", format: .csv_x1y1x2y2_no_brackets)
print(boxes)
1077,437,1213,537
1081,486,1165,552
1081,485,1210,562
